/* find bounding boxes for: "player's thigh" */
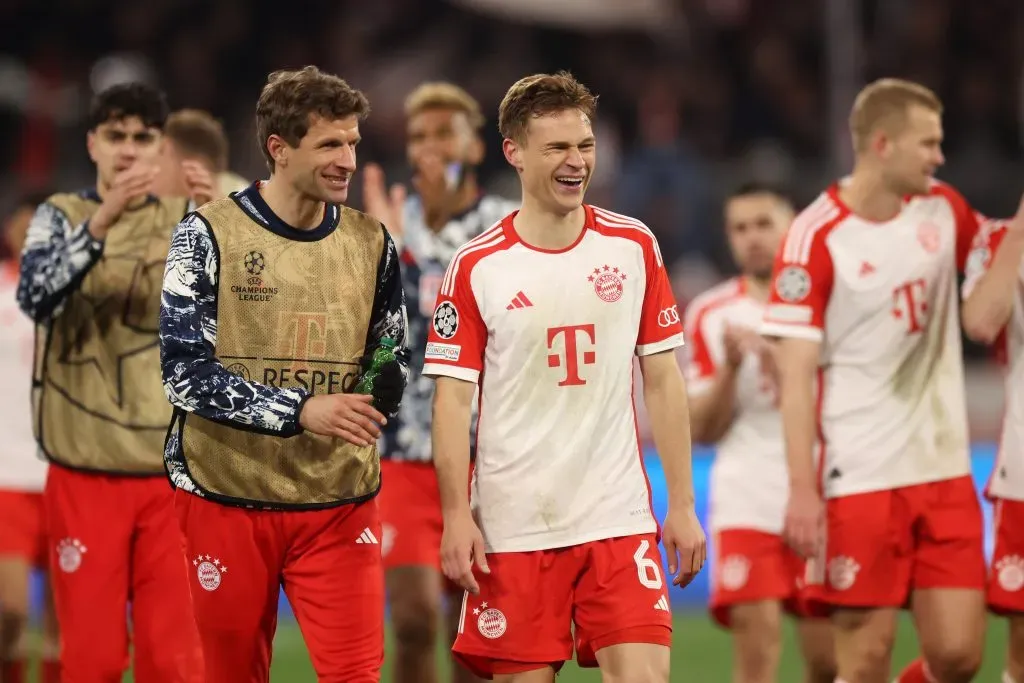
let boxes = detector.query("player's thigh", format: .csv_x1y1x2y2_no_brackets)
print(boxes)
593,642,670,682
130,479,203,680
387,565,442,643
0,556,32,618
1008,615,1024,669
821,490,909,608
914,476,986,592
454,549,577,679
573,534,673,668
709,529,793,629
283,500,385,681
43,467,132,669
175,488,281,682
910,588,985,674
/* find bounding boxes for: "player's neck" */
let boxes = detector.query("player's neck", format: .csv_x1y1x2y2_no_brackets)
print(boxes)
742,275,771,302
513,200,586,251
259,176,325,230
840,167,904,222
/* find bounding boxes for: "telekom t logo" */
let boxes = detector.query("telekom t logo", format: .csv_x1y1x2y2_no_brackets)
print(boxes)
547,324,596,386
891,278,928,334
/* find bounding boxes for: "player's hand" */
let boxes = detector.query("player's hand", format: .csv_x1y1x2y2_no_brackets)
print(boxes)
661,506,707,587
723,323,761,368
784,484,825,559
412,153,460,222
362,163,407,243
440,509,490,595
182,160,217,206
298,393,386,446
369,360,406,418
90,163,159,238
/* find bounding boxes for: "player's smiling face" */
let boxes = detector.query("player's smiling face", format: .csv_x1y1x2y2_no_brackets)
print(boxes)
882,104,945,196
87,116,162,189
509,108,595,215
283,114,360,204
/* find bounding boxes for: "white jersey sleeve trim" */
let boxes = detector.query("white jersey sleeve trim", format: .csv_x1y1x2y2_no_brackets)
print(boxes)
759,320,823,342
636,332,685,356
422,363,480,384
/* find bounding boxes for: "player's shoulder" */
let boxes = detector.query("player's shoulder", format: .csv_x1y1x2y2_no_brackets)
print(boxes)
41,189,100,223
683,277,745,327
588,205,656,246
780,187,849,261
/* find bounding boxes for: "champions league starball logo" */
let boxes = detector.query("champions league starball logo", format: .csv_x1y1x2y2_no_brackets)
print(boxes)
244,251,266,276
433,301,459,339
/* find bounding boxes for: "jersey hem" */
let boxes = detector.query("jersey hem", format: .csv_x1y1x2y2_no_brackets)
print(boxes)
824,467,972,499
636,334,685,357
709,521,785,535
422,363,480,383
482,521,658,553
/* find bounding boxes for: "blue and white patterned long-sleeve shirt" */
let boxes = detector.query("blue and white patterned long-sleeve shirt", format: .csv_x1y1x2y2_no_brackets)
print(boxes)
380,193,518,462
159,188,409,441
17,196,105,322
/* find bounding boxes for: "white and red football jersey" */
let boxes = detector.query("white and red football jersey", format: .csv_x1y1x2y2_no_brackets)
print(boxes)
0,261,46,491
760,181,980,499
963,221,1024,501
423,206,685,552
684,277,787,534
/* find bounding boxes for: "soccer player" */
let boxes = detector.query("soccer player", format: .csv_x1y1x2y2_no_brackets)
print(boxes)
425,71,706,682
763,78,1001,683
154,108,228,205
363,82,515,683
685,183,835,683
0,191,59,683
16,82,205,682
959,204,1024,683
159,66,409,683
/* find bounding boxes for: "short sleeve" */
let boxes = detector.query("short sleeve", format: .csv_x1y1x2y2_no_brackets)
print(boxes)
932,181,987,273
422,258,487,384
760,221,835,343
636,235,685,356
682,301,720,395
962,221,1008,299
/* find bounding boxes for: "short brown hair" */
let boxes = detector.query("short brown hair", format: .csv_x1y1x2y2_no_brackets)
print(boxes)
255,66,370,170
849,78,943,151
404,82,484,130
498,71,598,144
165,109,229,173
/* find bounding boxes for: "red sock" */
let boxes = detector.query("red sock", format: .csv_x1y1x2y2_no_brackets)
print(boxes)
1,659,25,683
41,658,62,683
895,658,937,683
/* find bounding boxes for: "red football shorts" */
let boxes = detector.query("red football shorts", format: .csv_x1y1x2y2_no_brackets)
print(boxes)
0,488,47,568
709,528,823,627
812,475,985,609
175,490,385,683
453,533,673,678
44,465,203,681
378,460,443,570
987,498,1024,614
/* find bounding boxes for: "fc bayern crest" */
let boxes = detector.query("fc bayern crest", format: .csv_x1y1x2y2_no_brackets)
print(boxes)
917,222,940,253
588,265,626,303
433,301,459,339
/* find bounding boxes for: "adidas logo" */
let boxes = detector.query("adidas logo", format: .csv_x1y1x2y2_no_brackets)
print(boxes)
859,261,875,277
653,595,669,611
506,291,533,310
355,528,379,545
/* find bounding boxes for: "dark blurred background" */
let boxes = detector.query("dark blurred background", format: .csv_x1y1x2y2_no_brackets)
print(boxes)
1,0,1021,430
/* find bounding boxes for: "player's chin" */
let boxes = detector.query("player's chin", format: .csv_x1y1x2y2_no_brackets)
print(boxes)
549,180,587,211
319,176,351,203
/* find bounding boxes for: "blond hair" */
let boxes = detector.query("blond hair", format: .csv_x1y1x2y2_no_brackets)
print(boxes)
498,71,598,144
404,82,484,130
849,78,943,152
165,109,229,173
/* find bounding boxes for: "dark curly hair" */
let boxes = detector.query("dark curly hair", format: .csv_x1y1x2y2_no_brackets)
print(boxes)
87,82,169,131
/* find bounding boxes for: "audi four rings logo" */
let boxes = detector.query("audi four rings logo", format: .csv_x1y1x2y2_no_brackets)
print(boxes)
658,306,680,328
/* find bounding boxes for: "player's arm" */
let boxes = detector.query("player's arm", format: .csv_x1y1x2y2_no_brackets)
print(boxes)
641,351,696,509
16,202,104,322
432,376,475,517
961,211,1023,345
760,230,833,558
684,307,738,443
159,213,310,436
359,227,411,418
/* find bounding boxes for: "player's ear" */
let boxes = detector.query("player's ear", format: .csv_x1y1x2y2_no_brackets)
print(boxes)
502,138,522,173
267,134,288,170
86,131,98,164
870,129,889,158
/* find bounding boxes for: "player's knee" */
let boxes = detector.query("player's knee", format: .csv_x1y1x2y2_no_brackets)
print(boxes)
601,660,670,683
391,598,440,649
926,645,982,683
802,652,837,683
838,634,893,681
731,607,781,680
0,610,29,658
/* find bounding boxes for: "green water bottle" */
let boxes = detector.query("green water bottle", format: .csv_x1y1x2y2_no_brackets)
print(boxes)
354,337,397,394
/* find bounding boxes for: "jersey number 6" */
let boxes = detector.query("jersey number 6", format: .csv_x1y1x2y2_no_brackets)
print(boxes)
633,539,663,589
